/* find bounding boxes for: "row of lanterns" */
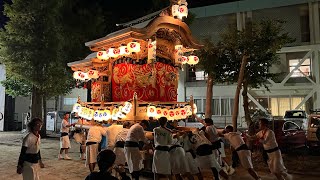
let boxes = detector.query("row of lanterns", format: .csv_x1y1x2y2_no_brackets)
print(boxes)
97,42,141,60
72,101,197,122
72,101,133,121
73,70,99,81
175,45,199,65
146,104,197,121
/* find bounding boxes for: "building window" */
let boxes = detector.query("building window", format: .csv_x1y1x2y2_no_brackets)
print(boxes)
187,66,207,81
63,98,77,105
270,97,305,116
289,58,311,77
187,97,233,116
211,99,220,115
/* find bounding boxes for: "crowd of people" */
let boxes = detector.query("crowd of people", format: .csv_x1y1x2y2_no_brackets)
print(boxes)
16,112,293,180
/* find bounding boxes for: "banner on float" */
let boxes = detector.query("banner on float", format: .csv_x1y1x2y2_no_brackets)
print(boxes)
0,65,5,131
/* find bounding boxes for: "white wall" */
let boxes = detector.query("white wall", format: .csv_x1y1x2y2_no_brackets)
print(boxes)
0,65,5,131
14,96,31,128
62,88,87,111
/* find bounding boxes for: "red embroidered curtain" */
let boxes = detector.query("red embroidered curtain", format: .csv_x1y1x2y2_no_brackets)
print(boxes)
112,62,178,102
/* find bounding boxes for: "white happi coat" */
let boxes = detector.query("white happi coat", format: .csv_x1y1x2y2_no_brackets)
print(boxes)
170,135,189,174
22,133,41,180
152,126,172,175
224,132,253,169
256,129,287,174
124,123,147,173
60,119,71,149
182,135,200,174
105,123,123,150
191,130,221,171
114,128,129,166
86,126,108,165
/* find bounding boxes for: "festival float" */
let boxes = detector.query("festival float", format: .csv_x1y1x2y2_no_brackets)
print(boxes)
68,0,202,125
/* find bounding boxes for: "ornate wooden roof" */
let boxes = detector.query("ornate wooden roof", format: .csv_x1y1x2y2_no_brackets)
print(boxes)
68,6,202,70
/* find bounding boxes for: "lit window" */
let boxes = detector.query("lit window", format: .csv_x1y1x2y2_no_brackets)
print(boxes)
289,58,310,77
63,98,78,105
195,71,208,80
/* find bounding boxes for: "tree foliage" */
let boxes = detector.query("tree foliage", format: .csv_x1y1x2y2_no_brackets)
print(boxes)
0,0,107,98
218,19,294,88
195,19,293,127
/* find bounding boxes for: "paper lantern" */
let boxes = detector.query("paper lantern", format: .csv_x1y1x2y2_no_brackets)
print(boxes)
187,55,199,65
119,45,130,56
97,51,109,60
78,107,84,118
155,106,163,119
102,109,111,121
122,101,132,114
87,70,99,79
107,48,120,58
181,56,188,64
185,105,192,116
174,108,181,120
73,71,81,79
193,103,198,114
78,72,89,81
162,108,169,119
80,107,87,119
94,110,101,121
178,5,188,19
180,107,187,119
148,40,156,63
117,106,126,119
87,109,94,120
147,105,157,117
127,42,140,53
171,5,179,18
168,108,175,121
112,108,119,120
172,4,188,20
72,103,81,113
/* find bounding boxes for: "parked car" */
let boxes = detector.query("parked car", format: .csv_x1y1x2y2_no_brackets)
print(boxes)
306,113,320,147
284,110,308,130
243,120,307,152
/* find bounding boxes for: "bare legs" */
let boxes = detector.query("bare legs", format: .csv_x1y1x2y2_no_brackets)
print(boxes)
89,163,96,172
248,168,260,180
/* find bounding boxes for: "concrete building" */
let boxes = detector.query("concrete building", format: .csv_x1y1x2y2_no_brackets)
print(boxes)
177,0,320,127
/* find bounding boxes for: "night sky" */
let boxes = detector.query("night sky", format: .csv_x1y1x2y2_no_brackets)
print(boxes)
0,0,243,28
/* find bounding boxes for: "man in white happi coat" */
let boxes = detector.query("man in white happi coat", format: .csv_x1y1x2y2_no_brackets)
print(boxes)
247,118,292,180
105,120,123,150
74,117,90,160
194,115,221,160
169,121,194,180
58,113,75,160
182,131,203,180
124,120,150,180
223,125,261,180
114,122,131,167
190,128,229,180
153,117,173,180
86,121,108,172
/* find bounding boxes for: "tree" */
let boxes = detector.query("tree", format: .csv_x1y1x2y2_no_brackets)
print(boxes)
196,39,220,118
0,0,106,136
219,20,293,131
